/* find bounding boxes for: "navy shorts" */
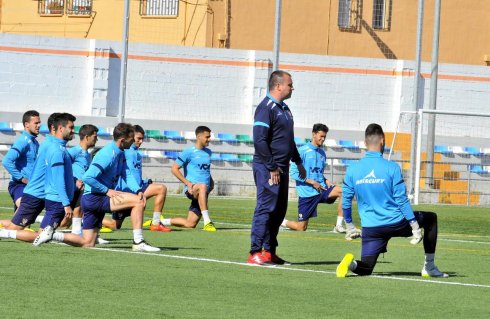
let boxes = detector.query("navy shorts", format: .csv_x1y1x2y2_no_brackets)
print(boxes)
297,185,336,221
41,200,66,229
81,194,111,230
185,191,202,216
8,181,26,204
11,193,45,227
361,211,425,257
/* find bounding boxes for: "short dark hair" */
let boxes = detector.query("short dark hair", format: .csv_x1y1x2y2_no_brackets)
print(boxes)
365,123,385,138
47,113,62,132
22,110,39,126
79,124,98,140
312,123,329,133
195,126,211,136
53,113,76,131
133,124,145,136
113,123,134,141
268,70,291,91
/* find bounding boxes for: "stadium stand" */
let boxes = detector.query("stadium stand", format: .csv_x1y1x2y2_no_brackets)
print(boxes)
97,126,111,137
434,145,452,155
145,130,164,139
469,165,488,174
217,133,238,143
39,124,50,134
221,153,240,163
236,134,253,143
163,130,184,140
464,146,482,156
164,151,179,159
294,137,305,146
338,140,359,150
12,122,24,132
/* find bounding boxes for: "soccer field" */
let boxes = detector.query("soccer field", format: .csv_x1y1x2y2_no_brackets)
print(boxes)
1,192,489,319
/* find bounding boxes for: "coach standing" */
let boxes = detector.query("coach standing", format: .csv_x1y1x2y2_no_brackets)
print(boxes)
248,70,306,266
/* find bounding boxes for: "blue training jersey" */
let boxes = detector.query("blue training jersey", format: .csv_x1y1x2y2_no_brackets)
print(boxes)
23,135,54,199
291,143,327,198
116,144,146,193
45,137,74,206
2,131,39,182
253,94,302,170
68,145,92,181
83,141,140,195
175,146,212,193
342,151,415,228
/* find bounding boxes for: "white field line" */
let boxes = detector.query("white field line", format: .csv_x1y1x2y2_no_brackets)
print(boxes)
92,247,490,289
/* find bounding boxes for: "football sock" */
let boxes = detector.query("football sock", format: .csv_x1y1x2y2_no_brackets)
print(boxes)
424,253,435,267
152,212,161,225
133,229,144,243
161,218,172,226
53,232,65,242
0,229,17,239
201,210,211,224
336,216,344,226
35,215,44,223
71,218,82,234
281,219,288,227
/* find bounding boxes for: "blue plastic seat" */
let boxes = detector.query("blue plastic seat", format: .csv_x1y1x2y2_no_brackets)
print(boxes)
434,145,452,155
211,153,221,162
39,124,50,134
163,130,184,140
221,153,240,162
97,126,111,137
294,137,305,146
0,122,13,132
338,140,359,150
469,165,488,174
164,151,179,160
341,159,358,166
217,133,238,143
464,147,482,156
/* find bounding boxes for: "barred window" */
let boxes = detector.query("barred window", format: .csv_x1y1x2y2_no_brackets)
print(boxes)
39,0,65,15
140,0,179,17
338,0,360,30
373,0,391,30
67,0,92,16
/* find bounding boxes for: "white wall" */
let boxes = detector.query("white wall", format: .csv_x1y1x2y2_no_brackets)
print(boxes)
1,33,490,136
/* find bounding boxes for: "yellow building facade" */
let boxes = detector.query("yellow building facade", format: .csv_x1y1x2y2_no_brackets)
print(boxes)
1,0,489,65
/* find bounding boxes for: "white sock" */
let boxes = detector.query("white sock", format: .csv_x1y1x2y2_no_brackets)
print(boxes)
0,229,17,239
336,216,344,226
71,218,82,234
425,253,435,266
133,229,144,243
152,212,161,225
201,210,211,224
35,215,44,223
349,260,357,271
161,218,172,226
281,219,288,227
53,232,65,242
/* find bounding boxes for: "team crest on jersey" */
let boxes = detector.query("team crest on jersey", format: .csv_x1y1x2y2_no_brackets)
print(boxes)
355,170,385,185
21,218,29,226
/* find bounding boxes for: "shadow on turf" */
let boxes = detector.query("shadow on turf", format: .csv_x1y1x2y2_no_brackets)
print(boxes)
292,261,339,266
376,271,459,277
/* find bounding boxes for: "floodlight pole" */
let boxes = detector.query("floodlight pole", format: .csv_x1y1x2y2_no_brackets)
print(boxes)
426,0,442,188
118,0,130,123
272,0,282,71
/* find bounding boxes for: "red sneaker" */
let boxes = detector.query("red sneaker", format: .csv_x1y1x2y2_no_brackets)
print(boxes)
262,250,291,265
150,224,172,232
247,252,275,266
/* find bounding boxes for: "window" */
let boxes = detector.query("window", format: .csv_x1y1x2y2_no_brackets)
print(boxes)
140,0,179,17
38,0,65,15
67,0,93,16
337,0,360,30
373,0,391,30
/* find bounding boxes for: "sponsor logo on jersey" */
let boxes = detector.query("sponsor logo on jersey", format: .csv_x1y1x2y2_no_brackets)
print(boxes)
355,170,385,185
